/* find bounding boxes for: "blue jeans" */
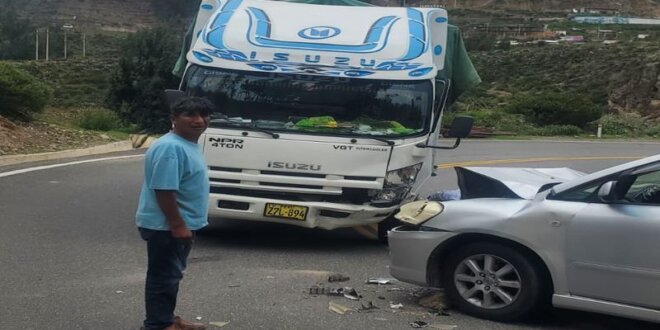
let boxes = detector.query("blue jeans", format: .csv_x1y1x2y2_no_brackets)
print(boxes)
139,228,194,330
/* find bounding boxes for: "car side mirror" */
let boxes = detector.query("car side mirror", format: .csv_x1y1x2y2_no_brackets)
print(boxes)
597,181,617,202
163,89,185,111
417,116,474,150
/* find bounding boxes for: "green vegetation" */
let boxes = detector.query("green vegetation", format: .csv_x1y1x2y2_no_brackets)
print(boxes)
106,27,182,133
0,8,35,60
453,42,660,137
76,109,130,132
0,62,51,120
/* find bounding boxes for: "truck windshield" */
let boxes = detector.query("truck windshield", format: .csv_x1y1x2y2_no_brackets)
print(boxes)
183,65,433,137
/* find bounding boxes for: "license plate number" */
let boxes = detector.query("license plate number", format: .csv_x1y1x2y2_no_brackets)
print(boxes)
264,203,308,221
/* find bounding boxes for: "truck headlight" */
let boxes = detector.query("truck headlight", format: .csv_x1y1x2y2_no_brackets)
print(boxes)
371,163,422,207
395,200,443,226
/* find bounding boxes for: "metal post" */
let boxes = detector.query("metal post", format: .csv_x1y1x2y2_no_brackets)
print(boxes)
597,124,603,138
82,33,86,57
46,28,49,61
64,29,67,59
35,29,39,60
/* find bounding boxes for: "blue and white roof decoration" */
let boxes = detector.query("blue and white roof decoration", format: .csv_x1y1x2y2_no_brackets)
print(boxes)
188,0,448,80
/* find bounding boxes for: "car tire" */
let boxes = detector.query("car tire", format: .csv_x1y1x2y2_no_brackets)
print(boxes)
442,242,548,322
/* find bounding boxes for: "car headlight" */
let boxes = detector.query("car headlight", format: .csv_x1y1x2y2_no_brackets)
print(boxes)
395,200,444,226
370,163,422,207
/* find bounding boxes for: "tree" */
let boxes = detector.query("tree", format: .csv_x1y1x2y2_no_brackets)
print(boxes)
107,27,182,133
0,62,51,120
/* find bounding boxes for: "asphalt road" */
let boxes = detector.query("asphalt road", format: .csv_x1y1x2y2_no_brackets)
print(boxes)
1,140,659,330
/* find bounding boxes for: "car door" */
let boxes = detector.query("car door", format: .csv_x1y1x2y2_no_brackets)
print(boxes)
561,164,660,309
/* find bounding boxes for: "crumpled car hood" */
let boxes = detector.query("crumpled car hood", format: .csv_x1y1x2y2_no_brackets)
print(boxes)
456,166,586,200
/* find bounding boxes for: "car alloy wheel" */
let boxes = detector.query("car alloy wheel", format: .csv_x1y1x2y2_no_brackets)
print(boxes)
454,254,522,309
442,242,548,321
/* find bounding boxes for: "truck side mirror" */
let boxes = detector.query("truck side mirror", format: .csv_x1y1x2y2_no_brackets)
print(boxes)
416,116,474,150
446,116,474,138
163,89,185,111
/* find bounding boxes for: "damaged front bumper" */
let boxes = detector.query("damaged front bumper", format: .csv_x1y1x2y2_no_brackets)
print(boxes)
388,225,456,286
209,193,397,230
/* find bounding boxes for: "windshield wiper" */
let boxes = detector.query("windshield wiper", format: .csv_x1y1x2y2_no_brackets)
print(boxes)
209,118,280,139
350,136,395,146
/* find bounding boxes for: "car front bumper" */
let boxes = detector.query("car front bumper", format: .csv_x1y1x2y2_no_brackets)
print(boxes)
388,225,457,286
208,193,397,230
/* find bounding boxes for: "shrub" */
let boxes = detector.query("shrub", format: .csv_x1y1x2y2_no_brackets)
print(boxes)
507,92,603,127
528,125,583,136
596,113,647,136
0,62,51,120
77,110,124,131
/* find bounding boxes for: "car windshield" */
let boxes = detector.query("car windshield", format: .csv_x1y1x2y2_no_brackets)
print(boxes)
183,65,433,137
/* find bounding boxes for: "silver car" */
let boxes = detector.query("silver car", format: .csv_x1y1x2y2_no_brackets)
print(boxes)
388,154,660,323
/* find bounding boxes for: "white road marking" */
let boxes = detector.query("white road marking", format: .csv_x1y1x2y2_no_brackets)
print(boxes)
0,155,144,178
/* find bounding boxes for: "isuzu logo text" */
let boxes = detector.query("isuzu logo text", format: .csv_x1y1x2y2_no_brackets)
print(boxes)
267,161,321,171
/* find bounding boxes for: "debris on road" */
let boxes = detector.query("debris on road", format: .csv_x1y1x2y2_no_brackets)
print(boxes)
328,273,350,283
228,284,241,288
386,287,404,292
342,287,361,300
377,296,386,300
410,321,429,328
195,316,203,321
366,277,396,285
418,290,448,311
115,290,124,294
329,301,353,315
429,324,457,330
390,302,404,309
209,321,230,328
357,301,379,313
309,286,361,300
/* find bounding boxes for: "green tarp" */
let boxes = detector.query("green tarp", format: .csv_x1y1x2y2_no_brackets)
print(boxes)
173,0,480,104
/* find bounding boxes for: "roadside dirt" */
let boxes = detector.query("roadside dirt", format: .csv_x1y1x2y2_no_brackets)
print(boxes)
0,115,121,156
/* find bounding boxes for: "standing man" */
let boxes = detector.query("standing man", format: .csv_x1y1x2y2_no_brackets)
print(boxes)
136,97,212,330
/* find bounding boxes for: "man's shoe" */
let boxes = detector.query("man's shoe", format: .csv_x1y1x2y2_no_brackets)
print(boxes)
164,324,183,330
174,316,206,330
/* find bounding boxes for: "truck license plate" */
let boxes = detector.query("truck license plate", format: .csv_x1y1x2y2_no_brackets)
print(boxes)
264,203,308,221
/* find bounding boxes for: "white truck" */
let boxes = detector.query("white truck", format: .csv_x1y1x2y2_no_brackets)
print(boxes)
169,0,475,239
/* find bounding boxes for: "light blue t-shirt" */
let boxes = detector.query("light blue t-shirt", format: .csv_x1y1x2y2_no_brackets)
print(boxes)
136,132,209,231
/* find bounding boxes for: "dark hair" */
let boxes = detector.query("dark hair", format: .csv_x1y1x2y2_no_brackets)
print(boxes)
171,97,213,117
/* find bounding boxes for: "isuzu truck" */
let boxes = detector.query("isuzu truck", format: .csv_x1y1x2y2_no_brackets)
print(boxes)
171,0,477,239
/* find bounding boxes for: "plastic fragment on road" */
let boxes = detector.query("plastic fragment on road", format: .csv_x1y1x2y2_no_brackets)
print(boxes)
209,321,230,328
366,277,396,285
429,324,457,330
309,286,361,300
329,301,353,315
410,321,429,328
115,290,124,294
328,273,350,283
390,302,404,309
342,287,361,300
195,316,203,321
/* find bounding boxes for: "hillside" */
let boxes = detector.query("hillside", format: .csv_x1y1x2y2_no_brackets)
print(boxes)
5,0,660,30
469,42,660,117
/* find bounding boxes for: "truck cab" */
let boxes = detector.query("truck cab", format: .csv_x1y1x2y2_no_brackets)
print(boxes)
176,0,470,234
